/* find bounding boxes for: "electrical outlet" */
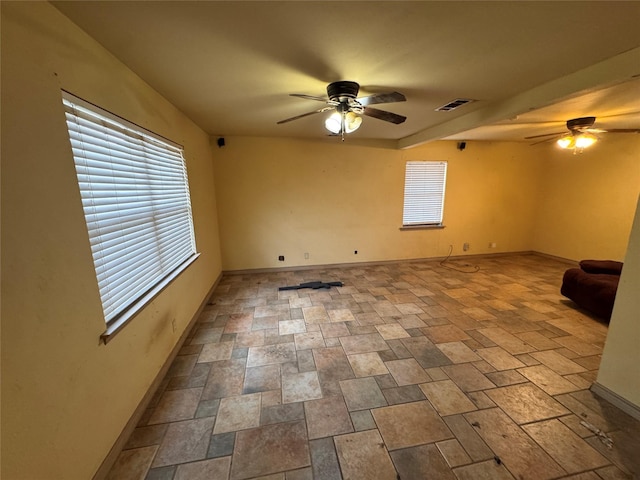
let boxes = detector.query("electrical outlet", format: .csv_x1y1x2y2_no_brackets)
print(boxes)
278,255,285,261
463,242,470,251
304,252,309,259
489,242,497,248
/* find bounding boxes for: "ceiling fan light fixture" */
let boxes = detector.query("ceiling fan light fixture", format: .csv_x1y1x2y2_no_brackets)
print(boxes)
574,132,598,149
325,112,342,134
344,111,362,133
325,111,362,134
556,134,575,149
556,131,598,153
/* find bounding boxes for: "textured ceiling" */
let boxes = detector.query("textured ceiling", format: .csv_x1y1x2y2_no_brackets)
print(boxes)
52,1,640,148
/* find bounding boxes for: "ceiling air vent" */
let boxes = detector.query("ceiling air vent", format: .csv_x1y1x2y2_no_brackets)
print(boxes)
435,98,475,112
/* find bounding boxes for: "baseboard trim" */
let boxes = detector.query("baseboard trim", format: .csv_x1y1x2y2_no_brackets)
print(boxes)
532,251,579,266
590,382,640,421
223,251,538,275
92,272,222,480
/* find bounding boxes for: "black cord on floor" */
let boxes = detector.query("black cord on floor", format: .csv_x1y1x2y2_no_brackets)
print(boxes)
439,244,480,273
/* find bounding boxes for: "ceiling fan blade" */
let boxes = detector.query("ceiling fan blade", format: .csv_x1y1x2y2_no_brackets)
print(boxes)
602,128,640,133
524,131,564,140
530,137,558,146
363,107,406,124
358,91,406,106
277,106,333,124
289,93,330,103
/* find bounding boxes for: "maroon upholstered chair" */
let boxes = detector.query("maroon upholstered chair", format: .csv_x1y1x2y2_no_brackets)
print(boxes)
560,260,623,321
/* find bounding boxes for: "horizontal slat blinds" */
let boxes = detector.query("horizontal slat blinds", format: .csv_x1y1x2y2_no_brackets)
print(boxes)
402,161,447,226
62,92,197,325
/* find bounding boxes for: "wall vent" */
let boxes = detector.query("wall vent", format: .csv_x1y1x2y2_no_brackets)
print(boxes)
435,98,475,111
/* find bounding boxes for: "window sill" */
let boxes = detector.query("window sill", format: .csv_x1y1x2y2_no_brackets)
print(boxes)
399,224,446,231
100,253,200,344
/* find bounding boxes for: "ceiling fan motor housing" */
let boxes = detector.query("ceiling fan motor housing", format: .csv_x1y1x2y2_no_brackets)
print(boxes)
567,116,596,131
327,81,360,102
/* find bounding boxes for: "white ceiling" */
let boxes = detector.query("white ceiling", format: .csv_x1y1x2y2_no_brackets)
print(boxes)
52,1,640,149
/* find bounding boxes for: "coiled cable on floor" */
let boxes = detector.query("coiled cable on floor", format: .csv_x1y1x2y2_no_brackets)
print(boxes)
439,244,480,273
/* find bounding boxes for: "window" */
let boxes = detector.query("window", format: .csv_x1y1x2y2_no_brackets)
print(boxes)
62,92,198,338
402,161,447,227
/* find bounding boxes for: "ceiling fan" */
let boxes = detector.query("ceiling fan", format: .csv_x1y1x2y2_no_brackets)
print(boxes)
525,116,640,152
277,81,406,139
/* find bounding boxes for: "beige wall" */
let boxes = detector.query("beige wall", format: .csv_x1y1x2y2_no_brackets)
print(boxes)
597,195,640,408
1,3,222,479
214,137,542,270
532,135,640,261
214,132,639,272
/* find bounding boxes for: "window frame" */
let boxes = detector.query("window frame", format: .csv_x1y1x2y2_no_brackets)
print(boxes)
62,91,199,342
401,161,448,229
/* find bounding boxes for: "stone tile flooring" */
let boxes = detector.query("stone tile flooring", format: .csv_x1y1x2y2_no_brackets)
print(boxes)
107,254,640,480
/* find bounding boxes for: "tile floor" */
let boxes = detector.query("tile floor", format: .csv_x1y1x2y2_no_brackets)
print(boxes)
107,254,640,480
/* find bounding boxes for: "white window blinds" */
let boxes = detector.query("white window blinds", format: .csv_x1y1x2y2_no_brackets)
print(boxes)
402,161,447,226
62,92,197,327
